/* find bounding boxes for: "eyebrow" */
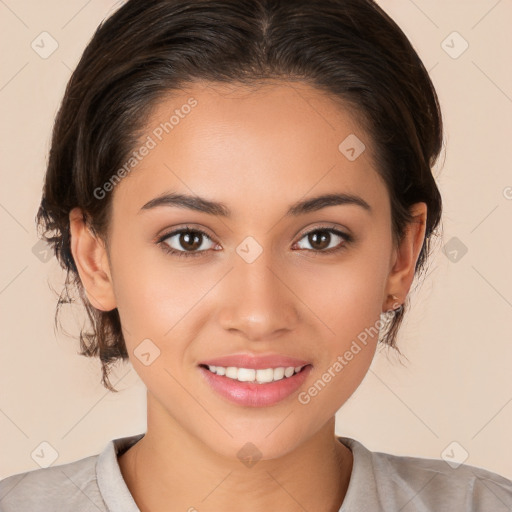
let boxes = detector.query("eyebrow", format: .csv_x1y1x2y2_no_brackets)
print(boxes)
139,191,372,217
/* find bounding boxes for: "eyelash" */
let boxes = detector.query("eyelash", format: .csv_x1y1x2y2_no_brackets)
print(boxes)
156,224,353,259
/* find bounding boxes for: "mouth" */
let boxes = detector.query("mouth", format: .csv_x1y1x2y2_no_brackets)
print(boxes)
198,363,313,407
199,363,309,383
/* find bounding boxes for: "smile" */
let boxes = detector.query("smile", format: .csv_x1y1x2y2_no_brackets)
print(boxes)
198,364,313,407
203,364,307,383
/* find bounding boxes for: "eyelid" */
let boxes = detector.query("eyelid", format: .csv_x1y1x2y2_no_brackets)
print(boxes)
156,223,216,243
294,222,352,240
157,225,218,247
156,222,353,257
157,223,350,244
292,225,353,253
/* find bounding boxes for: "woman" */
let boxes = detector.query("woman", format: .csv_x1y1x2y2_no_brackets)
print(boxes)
1,0,511,510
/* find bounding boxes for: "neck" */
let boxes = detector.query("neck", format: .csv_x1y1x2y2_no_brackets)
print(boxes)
118,395,353,512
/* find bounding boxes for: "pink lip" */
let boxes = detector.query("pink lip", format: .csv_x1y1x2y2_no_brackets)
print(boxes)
198,353,310,370
198,364,313,407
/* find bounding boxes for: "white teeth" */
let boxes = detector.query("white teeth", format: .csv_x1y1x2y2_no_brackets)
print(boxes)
225,367,238,379
206,364,305,383
237,368,256,382
256,368,274,383
273,367,285,381
284,367,295,378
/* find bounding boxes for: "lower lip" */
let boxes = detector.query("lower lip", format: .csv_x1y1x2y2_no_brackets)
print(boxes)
198,365,312,407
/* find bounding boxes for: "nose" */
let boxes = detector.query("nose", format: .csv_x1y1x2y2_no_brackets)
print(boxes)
217,255,300,341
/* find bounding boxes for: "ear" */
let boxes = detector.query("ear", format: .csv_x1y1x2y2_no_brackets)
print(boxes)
382,202,427,312
69,207,116,311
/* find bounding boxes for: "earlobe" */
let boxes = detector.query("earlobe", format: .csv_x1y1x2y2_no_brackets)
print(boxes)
69,207,117,312
382,202,427,312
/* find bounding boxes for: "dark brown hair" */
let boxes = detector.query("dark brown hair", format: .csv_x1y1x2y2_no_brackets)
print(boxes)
36,0,443,392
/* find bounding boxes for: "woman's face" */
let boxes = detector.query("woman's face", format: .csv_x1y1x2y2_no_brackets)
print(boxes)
78,81,423,460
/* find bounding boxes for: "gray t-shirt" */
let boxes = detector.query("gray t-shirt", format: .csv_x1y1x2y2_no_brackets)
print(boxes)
1,433,511,511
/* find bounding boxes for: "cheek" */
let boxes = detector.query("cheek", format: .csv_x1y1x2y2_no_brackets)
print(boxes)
297,266,383,417
313,269,382,373
296,251,388,340
295,244,388,393
110,244,219,349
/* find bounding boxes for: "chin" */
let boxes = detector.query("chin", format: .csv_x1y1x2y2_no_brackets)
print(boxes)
202,426,308,464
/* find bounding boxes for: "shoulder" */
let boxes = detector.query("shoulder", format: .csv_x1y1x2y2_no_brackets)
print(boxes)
0,453,106,512
379,450,512,508
339,437,512,511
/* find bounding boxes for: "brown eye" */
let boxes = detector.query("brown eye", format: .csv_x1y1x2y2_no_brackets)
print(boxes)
159,228,217,258
176,231,203,251
295,228,352,253
307,230,332,250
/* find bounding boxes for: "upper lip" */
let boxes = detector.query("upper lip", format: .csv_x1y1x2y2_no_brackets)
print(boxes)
199,353,311,370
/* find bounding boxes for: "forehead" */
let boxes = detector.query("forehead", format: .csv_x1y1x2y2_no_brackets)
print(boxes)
113,80,387,219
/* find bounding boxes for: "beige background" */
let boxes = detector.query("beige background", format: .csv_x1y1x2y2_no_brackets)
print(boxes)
1,0,511,483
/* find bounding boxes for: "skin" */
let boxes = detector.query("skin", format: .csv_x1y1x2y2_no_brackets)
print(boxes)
69,80,426,512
